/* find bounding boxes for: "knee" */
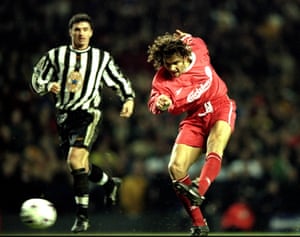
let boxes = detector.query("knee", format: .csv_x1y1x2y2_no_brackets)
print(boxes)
67,151,88,171
168,161,187,180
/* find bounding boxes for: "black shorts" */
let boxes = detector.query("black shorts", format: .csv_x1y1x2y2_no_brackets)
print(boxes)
56,109,102,157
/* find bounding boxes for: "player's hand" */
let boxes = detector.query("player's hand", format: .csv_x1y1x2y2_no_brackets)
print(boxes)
156,94,172,111
48,82,61,94
174,29,188,39
120,99,134,118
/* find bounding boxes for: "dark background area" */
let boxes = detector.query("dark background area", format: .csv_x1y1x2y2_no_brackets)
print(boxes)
1,0,300,233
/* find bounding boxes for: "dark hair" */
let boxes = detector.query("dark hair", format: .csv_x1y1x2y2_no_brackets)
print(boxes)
147,32,191,70
68,13,93,29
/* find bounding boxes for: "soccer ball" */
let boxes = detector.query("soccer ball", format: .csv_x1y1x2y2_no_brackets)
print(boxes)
20,198,57,229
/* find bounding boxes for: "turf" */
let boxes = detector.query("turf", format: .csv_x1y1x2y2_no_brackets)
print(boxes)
1,232,300,236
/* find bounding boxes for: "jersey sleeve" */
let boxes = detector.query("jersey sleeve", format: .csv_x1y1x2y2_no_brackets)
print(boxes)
31,51,57,96
147,72,172,115
181,34,208,54
102,54,135,102
148,85,162,114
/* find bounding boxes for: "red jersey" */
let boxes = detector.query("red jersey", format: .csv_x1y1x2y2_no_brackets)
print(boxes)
148,34,228,115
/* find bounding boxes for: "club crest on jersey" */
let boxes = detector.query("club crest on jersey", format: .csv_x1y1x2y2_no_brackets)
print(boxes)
67,71,83,93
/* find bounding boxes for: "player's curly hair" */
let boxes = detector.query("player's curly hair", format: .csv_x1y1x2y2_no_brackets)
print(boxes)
147,32,191,70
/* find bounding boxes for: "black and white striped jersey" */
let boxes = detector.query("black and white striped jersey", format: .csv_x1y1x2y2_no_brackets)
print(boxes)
31,45,135,111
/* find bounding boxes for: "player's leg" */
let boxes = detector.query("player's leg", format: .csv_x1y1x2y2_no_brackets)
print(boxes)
170,144,205,206
68,147,90,233
88,164,122,206
64,110,98,233
168,143,209,235
196,120,232,196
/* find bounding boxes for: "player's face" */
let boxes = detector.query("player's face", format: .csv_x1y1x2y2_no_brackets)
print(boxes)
69,21,93,50
163,54,190,77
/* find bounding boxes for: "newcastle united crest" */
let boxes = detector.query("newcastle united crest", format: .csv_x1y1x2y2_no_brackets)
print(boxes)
67,71,83,93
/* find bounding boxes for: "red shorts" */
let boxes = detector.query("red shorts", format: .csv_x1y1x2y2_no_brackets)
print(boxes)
175,95,236,148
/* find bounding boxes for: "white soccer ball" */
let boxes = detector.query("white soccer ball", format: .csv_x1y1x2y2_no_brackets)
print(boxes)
20,198,57,229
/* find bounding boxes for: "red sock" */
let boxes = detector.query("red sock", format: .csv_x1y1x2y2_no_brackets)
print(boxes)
198,152,222,195
174,176,206,226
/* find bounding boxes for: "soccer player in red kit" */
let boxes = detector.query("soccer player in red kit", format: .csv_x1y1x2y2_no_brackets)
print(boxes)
147,30,237,236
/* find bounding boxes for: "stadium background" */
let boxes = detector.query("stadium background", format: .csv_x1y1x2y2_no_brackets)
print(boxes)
1,0,300,234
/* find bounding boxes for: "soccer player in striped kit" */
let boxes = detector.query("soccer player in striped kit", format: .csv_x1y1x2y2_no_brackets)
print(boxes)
147,30,237,236
31,13,135,233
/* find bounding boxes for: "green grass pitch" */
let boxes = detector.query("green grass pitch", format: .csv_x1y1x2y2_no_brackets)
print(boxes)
1,232,300,236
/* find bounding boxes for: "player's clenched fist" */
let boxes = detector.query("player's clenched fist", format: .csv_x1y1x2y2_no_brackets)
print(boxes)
156,94,172,111
48,82,61,94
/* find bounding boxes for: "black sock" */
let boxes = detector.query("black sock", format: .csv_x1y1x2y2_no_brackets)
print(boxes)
88,164,104,182
72,168,89,217
88,164,114,194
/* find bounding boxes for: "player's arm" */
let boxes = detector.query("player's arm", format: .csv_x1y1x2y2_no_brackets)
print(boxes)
173,29,195,49
31,54,58,96
103,55,135,101
148,84,173,114
102,54,135,117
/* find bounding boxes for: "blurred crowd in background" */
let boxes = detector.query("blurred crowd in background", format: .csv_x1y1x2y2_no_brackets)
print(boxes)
1,0,300,232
